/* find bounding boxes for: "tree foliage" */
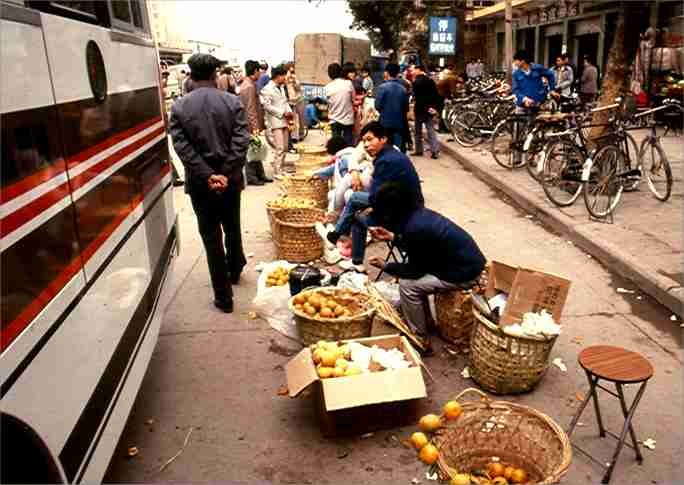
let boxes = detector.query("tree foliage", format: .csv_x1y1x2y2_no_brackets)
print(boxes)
345,0,415,58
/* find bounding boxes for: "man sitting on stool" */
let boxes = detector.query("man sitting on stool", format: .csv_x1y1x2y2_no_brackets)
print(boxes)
368,182,486,353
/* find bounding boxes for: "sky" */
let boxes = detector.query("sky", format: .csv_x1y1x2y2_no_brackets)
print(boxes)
173,0,369,66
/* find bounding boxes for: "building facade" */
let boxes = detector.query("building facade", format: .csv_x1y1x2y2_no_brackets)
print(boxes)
147,0,192,64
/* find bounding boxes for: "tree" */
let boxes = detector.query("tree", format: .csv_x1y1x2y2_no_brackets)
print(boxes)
346,0,415,60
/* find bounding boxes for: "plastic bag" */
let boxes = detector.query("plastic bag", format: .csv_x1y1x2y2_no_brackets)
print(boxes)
372,280,400,308
252,260,299,339
337,271,369,290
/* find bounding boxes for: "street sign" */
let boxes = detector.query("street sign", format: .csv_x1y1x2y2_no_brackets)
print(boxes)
429,16,456,56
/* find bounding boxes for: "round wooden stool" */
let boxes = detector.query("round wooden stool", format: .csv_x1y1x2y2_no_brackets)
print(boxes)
567,345,654,484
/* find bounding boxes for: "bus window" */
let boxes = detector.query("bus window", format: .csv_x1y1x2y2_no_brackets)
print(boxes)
111,0,131,23
130,0,144,29
53,1,97,17
109,0,147,33
26,1,109,26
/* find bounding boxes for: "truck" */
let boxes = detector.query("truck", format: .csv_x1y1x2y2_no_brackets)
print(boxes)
294,33,371,100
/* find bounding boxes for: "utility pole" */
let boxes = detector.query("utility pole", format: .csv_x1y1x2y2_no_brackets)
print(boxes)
505,0,512,83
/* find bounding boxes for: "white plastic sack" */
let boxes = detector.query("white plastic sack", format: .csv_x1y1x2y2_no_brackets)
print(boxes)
252,260,299,340
337,271,369,290
246,136,268,162
372,281,400,308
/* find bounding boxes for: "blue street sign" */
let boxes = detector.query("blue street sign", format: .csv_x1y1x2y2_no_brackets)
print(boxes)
428,16,457,56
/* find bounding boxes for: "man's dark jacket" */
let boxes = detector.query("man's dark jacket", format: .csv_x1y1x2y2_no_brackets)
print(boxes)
412,74,439,115
369,146,424,207
169,86,250,193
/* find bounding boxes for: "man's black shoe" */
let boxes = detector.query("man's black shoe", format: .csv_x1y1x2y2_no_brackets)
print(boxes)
326,230,340,246
418,343,435,357
214,298,234,313
430,153,439,159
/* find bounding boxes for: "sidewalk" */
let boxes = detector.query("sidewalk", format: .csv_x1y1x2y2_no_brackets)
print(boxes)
437,129,683,317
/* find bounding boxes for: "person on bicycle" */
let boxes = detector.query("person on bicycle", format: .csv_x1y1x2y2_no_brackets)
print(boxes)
512,50,556,113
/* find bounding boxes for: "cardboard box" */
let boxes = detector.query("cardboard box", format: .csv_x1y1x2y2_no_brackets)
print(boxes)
485,260,571,326
286,335,427,437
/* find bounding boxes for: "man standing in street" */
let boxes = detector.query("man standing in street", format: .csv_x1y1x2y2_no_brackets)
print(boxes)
260,64,295,179
580,56,598,106
285,62,306,142
512,50,555,112
324,62,355,147
169,54,250,313
360,63,374,95
551,54,574,100
256,62,270,130
240,59,272,185
411,64,440,159
375,63,408,149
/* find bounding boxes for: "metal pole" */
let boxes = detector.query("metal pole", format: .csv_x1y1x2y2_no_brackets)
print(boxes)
505,0,513,83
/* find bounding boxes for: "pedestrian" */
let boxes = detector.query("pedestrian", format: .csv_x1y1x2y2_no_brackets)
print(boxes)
368,181,486,352
466,59,476,80
256,62,269,130
324,62,355,147
411,63,440,159
551,53,574,100
396,73,414,153
218,66,236,94
512,50,555,113
260,64,295,179
181,69,194,95
352,84,366,145
240,59,272,185
580,56,598,106
169,53,250,313
360,63,374,95
160,70,169,90
374,63,409,149
285,62,306,142
324,121,423,273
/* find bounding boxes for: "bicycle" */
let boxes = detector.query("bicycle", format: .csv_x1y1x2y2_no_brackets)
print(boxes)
490,110,537,169
452,95,515,147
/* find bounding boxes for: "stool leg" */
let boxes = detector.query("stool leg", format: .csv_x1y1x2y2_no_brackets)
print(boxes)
615,382,646,462
587,373,606,437
567,380,594,436
602,381,648,484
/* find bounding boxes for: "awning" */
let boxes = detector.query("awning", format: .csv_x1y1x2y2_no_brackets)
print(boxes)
467,0,537,21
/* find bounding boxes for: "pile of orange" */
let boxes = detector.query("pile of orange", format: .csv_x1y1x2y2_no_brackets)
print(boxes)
292,292,353,319
265,267,290,287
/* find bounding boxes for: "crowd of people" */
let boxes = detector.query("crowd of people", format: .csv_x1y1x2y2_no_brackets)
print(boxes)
168,53,487,353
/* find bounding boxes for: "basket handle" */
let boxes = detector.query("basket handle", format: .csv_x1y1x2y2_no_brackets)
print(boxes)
451,387,492,404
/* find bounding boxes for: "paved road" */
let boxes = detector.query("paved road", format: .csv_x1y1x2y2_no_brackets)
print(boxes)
105,132,682,484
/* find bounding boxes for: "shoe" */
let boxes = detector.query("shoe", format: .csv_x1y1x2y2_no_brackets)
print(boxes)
230,273,242,285
418,343,435,357
252,160,273,183
430,153,439,159
326,230,340,246
173,178,185,187
338,260,366,273
411,151,424,156
214,298,234,313
315,222,335,249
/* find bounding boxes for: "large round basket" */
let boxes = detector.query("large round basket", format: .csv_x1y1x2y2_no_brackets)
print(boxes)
469,308,558,395
283,175,328,209
296,143,327,155
434,388,572,484
296,154,331,174
435,289,476,350
272,207,325,263
288,287,375,345
266,198,317,239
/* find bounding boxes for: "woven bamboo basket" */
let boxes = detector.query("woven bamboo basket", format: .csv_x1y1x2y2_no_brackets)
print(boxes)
469,308,559,395
282,175,328,209
295,154,331,174
266,198,317,238
435,290,475,350
272,207,325,263
295,143,327,155
288,287,375,345
434,388,572,484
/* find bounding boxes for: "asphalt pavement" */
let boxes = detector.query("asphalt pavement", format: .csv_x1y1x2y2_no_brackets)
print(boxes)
104,131,682,485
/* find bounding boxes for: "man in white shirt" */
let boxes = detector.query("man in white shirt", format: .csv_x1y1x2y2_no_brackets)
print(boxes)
324,62,355,147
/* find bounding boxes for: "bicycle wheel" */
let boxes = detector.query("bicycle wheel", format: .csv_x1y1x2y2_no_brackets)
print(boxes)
453,110,486,147
639,137,672,201
622,132,640,191
491,118,526,169
524,128,546,182
583,145,624,218
541,138,584,206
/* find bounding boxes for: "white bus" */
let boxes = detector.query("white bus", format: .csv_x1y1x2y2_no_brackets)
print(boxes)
0,1,177,482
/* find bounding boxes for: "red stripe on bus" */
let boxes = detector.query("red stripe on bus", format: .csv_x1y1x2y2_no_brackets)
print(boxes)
0,116,162,204
0,171,172,352
0,127,164,240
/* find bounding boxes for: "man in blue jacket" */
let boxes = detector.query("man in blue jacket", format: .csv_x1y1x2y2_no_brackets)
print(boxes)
326,121,423,272
374,63,409,148
512,50,555,112
368,182,486,352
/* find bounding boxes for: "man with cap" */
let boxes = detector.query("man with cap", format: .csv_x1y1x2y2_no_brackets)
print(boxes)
169,53,250,313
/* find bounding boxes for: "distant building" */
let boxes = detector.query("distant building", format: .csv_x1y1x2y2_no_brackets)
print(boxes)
147,0,192,64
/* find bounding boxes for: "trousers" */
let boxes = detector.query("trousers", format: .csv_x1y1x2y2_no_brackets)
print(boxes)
414,112,439,155
331,122,353,147
266,127,290,175
190,187,247,300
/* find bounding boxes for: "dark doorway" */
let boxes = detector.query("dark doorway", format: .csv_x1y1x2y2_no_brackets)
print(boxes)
576,33,600,86
547,35,563,67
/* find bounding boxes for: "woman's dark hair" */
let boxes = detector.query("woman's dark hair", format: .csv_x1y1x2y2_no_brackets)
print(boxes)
271,64,288,78
360,121,387,140
328,62,342,80
373,182,420,227
245,60,260,76
385,63,400,78
326,135,348,155
342,62,357,78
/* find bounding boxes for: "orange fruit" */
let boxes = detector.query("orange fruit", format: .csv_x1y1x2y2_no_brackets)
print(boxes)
418,443,439,464
317,367,333,379
410,432,429,450
332,367,345,378
487,462,505,478
320,351,337,367
443,400,462,420
319,307,333,318
503,466,515,481
510,468,528,484
305,305,316,316
418,414,442,433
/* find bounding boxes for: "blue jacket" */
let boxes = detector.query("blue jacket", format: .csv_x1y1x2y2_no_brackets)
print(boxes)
512,64,555,107
374,79,408,130
385,208,486,283
256,73,270,93
369,146,423,207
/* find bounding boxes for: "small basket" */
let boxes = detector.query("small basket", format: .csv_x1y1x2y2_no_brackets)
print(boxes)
272,207,325,263
469,308,558,395
283,175,329,209
434,388,572,484
435,290,476,350
288,287,375,345
266,198,317,238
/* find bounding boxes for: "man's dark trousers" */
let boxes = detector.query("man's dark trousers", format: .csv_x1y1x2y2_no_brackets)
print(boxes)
189,185,247,301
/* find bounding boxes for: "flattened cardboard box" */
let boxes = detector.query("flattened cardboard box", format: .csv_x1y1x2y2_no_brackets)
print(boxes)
286,335,427,436
486,260,571,327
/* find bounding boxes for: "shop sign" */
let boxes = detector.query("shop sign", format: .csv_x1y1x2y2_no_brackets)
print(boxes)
428,16,457,55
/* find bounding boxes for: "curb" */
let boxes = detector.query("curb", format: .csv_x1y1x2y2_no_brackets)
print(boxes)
440,140,683,317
